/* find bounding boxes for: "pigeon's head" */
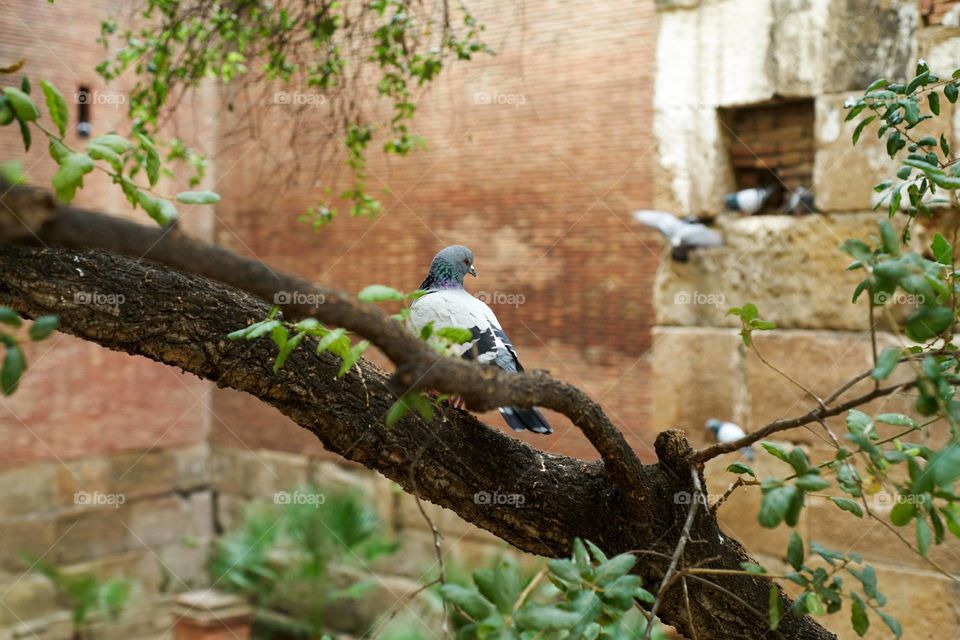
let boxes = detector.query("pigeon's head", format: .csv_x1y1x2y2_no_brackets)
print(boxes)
428,245,477,285
705,418,722,435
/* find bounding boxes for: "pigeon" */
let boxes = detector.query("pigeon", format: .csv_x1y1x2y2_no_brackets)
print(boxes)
408,245,553,434
723,185,775,215
781,186,815,215
632,210,722,262
706,418,753,461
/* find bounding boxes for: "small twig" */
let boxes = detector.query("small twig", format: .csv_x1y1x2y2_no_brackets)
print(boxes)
644,468,701,640
681,577,699,640
513,566,547,612
752,342,827,412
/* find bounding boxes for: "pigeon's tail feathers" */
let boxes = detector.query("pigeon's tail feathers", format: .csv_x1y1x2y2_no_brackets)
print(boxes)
499,406,553,434
670,246,690,262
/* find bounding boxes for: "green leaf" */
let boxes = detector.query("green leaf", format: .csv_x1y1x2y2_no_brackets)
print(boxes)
759,441,791,465
27,315,58,341
786,531,804,570
358,284,405,302
273,332,304,373
51,153,94,203
135,192,178,226
875,413,919,428
879,220,900,255
515,606,582,631
929,90,941,115
932,233,953,266
829,496,864,518
547,558,580,585
2,87,39,121
316,327,348,356
916,517,932,556
337,339,369,377
872,346,900,380
436,326,474,344
795,473,831,492
768,584,782,630
175,190,221,205
930,444,960,488
0,307,22,327
946,83,959,104
759,484,798,528
852,115,875,145
890,500,915,526
385,396,411,428
38,80,67,136
726,462,756,477
878,611,903,639
904,306,954,342
245,319,281,339
850,594,869,636
1,343,25,394
90,134,132,154
85,141,123,172
942,133,951,159
438,584,492,620
594,553,636,585
137,133,161,187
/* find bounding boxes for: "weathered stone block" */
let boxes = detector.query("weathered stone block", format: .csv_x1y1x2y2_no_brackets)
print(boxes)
0,463,57,519
108,450,178,500
53,509,129,564
0,573,57,627
654,213,910,330
650,327,745,443
0,519,57,572
55,458,110,509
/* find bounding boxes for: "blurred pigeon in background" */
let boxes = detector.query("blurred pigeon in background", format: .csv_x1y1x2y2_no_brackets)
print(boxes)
706,418,753,460
781,186,815,215
724,185,775,215
409,245,553,434
632,210,722,262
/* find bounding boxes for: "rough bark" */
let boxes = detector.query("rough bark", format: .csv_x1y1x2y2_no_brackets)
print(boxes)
0,241,836,640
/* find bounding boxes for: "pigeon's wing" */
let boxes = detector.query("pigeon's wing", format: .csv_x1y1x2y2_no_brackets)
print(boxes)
409,289,506,364
676,223,722,249
632,210,686,239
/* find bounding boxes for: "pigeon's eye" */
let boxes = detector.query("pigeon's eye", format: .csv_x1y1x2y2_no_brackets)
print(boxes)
463,259,470,265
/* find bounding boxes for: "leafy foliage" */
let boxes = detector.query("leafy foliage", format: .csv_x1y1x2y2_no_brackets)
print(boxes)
94,0,491,224
0,307,58,395
429,539,666,639
22,554,135,638
209,485,398,635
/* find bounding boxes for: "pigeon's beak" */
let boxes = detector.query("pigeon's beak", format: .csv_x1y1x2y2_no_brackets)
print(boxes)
468,265,477,277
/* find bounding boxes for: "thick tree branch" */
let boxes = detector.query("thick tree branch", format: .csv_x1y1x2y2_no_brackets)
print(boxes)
0,183,646,502
0,242,837,639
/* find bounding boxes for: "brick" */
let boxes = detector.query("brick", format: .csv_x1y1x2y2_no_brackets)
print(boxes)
0,463,57,519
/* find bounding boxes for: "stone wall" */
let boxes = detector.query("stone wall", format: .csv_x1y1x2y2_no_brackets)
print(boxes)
651,1,960,637
0,1,219,636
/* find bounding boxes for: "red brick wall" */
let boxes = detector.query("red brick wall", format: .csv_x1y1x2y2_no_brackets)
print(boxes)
0,0,215,467
209,1,662,461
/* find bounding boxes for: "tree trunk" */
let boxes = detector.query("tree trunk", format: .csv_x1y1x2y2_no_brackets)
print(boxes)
0,242,836,639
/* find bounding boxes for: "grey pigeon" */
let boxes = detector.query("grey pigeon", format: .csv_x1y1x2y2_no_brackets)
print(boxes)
782,186,815,215
724,185,775,215
408,246,553,434
706,418,753,461
632,210,722,262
